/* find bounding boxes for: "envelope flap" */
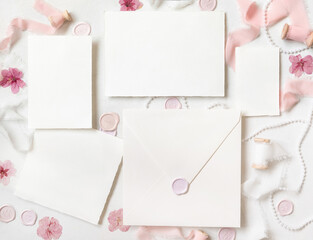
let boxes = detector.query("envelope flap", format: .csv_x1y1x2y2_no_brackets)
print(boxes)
124,109,241,182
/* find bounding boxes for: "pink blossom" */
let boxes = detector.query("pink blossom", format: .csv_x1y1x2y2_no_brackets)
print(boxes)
0,160,16,186
108,208,130,232
289,54,313,77
119,0,143,11
37,217,63,240
0,68,26,94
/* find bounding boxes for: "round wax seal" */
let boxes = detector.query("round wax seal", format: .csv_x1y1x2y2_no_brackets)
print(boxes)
172,178,189,195
0,205,16,223
199,0,217,11
73,22,91,36
218,228,236,240
165,97,182,109
278,200,294,216
21,210,37,226
99,113,120,131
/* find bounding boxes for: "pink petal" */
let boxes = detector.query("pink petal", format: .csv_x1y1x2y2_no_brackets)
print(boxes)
2,177,10,185
39,217,51,227
119,225,131,232
295,68,303,77
119,0,126,4
120,5,129,11
1,69,10,78
304,65,313,74
11,82,20,94
0,78,10,87
10,68,23,78
16,79,26,88
302,55,313,63
109,224,119,232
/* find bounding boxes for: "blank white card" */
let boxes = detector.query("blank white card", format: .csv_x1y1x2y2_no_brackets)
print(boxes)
104,12,225,97
28,36,92,129
236,47,280,116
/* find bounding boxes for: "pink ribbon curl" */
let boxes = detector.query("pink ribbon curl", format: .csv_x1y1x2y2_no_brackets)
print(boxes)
0,0,71,52
226,0,311,70
281,78,313,112
137,227,209,240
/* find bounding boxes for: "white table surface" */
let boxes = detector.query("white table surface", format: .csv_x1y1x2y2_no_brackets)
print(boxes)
1,0,313,239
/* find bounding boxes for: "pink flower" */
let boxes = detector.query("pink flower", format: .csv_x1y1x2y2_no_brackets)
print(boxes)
0,68,26,94
37,217,63,240
289,54,313,77
119,0,143,11
108,208,130,232
0,160,16,186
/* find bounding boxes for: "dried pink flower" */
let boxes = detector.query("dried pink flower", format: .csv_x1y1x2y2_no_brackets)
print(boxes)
37,217,63,240
289,54,313,77
0,160,16,186
0,68,26,94
108,208,130,232
119,0,143,11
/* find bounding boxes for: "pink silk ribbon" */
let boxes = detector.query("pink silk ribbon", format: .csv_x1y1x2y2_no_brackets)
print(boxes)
285,25,312,43
226,0,311,70
137,227,209,240
0,0,68,52
281,78,313,111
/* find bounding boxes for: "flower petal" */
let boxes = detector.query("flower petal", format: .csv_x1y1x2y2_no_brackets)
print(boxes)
0,79,10,87
11,82,20,94
16,79,26,88
1,69,10,78
10,68,23,78
119,225,131,232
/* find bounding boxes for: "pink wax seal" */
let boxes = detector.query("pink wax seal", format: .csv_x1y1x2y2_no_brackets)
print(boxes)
172,178,189,195
278,200,294,216
199,0,217,11
218,228,236,240
21,210,37,226
0,205,16,223
165,97,182,109
73,22,91,36
99,112,120,131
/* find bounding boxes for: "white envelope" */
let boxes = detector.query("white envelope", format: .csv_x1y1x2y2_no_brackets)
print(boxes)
236,47,280,116
15,130,122,224
104,11,225,97
28,36,92,129
123,110,241,227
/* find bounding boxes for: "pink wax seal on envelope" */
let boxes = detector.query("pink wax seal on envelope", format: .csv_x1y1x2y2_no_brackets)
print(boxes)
172,178,189,195
0,205,16,223
199,0,217,11
21,210,37,226
165,97,182,109
278,200,294,216
99,113,120,131
218,228,236,240
73,22,91,36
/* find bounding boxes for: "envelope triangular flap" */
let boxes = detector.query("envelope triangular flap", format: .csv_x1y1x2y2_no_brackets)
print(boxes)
123,109,240,182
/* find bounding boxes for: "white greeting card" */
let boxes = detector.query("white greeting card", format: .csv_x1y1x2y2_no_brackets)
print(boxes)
123,109,241,227
28,36,92,129
15,130,122,224
104,11,225,97
236,47,280,116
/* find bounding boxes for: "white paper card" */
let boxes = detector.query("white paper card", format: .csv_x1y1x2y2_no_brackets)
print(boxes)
104,12,225,97
236,47,280,116
28,36,92,129
123,109,241,227
15,130,122,224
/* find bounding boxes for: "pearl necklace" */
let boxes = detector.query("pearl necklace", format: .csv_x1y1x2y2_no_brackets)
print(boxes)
264,0,311,54
244,108,313,231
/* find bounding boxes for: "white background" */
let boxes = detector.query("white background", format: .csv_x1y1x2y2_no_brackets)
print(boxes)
1,0,313,239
